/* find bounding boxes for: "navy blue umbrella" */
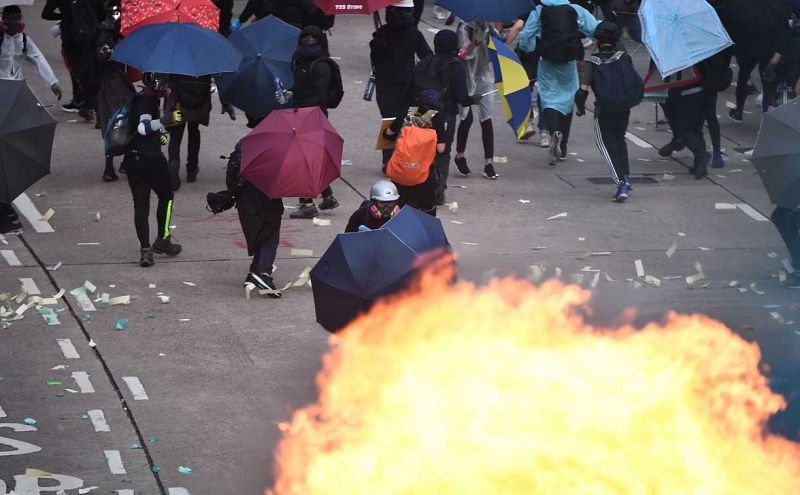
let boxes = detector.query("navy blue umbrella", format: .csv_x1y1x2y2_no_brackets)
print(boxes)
111,22,242,77
435,0,535,22
215,16,300,119
311,229,422,332
380,206,450,253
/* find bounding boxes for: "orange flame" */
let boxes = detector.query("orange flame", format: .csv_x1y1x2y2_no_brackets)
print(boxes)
269,270,800,494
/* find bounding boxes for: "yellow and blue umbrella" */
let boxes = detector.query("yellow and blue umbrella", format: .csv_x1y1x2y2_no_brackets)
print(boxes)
487,36,532,140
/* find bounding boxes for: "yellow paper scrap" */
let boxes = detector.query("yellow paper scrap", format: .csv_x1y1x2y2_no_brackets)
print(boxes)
686,272,706,285
47,261,62,271
84,281,97,293
749,282,765,295
634,259,645,278
661,171,674,181
312,217,331,226
644,275,662,287
258,289,282,296
715,203,737,210
94,212,101,222
666,241,678,258
245,282,255,299
737,287,748,293
547,212,568,220
40,208,55,221
767,252,778,258
290,249,314,256
25,468,53,478
576,251,592,260
158,295,170,304
108,295,131,305
447,202,459,213
529,265,545,283
729,280,739,287
770,312,784,324
53,289,65,299
182,281,197,287
493,156,508,163
292,267,313,288
15,303,30,316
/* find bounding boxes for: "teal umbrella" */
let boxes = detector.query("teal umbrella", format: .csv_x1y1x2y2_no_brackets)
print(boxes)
639,0,733,77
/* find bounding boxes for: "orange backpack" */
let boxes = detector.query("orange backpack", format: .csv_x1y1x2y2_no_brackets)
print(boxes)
386,126,437,186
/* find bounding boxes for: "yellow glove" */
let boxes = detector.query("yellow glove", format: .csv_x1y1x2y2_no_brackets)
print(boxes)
163,109,183,126
160,133,169,146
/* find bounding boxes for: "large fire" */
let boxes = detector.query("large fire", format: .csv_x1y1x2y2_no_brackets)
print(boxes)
269,270,800,494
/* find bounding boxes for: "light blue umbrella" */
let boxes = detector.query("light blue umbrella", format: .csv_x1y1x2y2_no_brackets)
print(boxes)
639,0,733,77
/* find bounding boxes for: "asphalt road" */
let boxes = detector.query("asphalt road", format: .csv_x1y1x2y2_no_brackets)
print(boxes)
1,4,799,494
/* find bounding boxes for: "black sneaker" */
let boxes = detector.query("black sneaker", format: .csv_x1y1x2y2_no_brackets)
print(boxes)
559,147,568,161
102,170,119,182
290,204,319,219
168,160,181,191
186,166,198,183
445,12,456,25
152,236,182,256
658,140,685,157
455,156,471,176
318,196,339,210
61,100,82,113
693,152,711,180
140,248,154,267
118,162,128,175
222,103,237,121
728,109,744,123
245,273,282,298
0,216,21,234
483,163,498,180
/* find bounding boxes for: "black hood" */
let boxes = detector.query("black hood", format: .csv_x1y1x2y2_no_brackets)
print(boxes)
434,29,459,57
299,25,329,54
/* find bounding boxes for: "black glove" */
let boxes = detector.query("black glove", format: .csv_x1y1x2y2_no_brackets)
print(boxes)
762,63,778,82
470,93,483,105
383,127,398,142
574,88,589,117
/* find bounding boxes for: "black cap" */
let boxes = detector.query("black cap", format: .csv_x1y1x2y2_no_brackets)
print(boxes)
434,30,459,57
594,20,620,44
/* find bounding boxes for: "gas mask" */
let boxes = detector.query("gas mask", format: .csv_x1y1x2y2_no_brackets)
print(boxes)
369,200,400,220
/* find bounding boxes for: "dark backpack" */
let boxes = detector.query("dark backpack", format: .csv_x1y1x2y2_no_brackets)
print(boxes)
590,51,644,111
698,50,733,92
309,58,345,109
413,55,457,114
70,0,100,47
104,98,134,157
539,5,583,64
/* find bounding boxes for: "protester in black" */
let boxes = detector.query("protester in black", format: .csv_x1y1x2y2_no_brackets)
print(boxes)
660,68,712,180
596,0,640,43
345,181,400,233
289,25,339,219
167,75,212,189
232,0,334,31
213,0,234,36
388,29,481,205
370,0,432,167
226,140,284,296
123,73,183,267
771,205,800,274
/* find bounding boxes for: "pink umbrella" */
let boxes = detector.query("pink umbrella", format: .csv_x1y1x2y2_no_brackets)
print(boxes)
241,107,344,199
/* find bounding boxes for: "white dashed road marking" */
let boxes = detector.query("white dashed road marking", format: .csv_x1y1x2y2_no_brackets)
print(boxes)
736,203,769,222
116,491,134,495
19,278,41,295
1,249,21,266
13,192,55,233
57,339,81,359
104,450,126,474
87,410,110,432
625,132,653,149
122,377,149,400
72,371,96,393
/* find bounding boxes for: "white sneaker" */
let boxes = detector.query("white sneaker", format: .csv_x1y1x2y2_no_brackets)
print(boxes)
433,6,448,20
519,120,537,141
539,130,551,148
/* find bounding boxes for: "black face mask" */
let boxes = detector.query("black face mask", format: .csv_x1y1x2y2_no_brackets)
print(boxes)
299,43,322,58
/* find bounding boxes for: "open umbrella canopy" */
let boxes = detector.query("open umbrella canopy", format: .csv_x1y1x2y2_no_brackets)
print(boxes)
0,80,57,203
310,229,423,332
240,107,343,199
380,206,450,253
311,0,395,15
120,0,219,36
639,0,733,77
488,35,533,140
435,0,535,22
215,15,300,120
0,0,34,6
752,98,800,209
111,22,241,76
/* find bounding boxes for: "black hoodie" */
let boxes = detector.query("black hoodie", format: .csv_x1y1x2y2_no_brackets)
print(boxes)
291,25,332,115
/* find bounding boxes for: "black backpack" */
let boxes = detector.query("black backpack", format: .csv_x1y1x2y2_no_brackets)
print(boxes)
413,55,457,114
70,0,100,47
698,50,733,92
539,5,583,64
590,51,644,111
309,58,345,109
104,97,135,157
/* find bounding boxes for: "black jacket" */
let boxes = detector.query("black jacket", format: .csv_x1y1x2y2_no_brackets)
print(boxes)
370,25,432,87
345,202,390,233
292,55,332,116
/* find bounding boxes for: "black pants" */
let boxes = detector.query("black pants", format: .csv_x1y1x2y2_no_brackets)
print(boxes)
595,110,630,184
772,206,800,271
705,90,721,153
397,168,438,217
300,186,333,205
168,121,201,172
124,154,174,248
214,0,233,36
376,83,405,165
543,108,574,153
250,228,280,274
736,53,777,113
413,0,425,25
433,113,457,201
455,108,494,160
664,90,707,159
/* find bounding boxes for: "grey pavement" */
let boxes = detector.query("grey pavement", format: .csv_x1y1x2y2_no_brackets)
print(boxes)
1,4,799,495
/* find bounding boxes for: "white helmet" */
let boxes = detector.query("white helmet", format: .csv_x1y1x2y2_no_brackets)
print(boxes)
370,180,400,202
391,0,414,7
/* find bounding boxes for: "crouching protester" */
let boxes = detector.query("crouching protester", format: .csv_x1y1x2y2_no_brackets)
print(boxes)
123,73,183,267
345,180,401,233
384,91,447,216
226,140,284,297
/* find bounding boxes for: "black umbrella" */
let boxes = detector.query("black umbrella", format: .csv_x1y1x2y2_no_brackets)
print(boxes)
752,97,800,209
0,80,57,203
709,0,790,57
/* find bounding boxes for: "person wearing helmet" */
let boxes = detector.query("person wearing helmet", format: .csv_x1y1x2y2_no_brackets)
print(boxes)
123,73,184,267
345,181,401,233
